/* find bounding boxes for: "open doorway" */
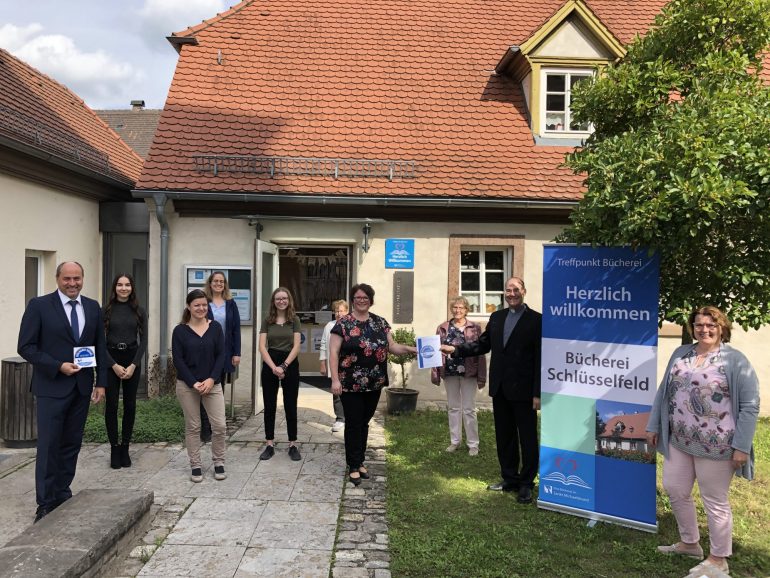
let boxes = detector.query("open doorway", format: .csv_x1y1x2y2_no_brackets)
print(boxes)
277,245,351,375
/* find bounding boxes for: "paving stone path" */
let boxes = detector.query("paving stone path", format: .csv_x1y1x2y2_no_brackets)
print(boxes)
0,385,392,577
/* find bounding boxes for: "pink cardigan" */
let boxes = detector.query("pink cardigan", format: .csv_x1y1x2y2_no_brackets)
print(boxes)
430,319,487,386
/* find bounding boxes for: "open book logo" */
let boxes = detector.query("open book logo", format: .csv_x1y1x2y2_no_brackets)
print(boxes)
541,471,592,489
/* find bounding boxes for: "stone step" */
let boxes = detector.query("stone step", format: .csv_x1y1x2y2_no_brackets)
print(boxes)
0,489,153,577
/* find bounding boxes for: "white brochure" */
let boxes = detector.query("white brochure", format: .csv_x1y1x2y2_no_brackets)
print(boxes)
416,335,442,369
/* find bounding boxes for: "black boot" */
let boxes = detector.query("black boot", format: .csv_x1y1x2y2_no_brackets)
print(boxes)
110,445,122,469
120,443,132,468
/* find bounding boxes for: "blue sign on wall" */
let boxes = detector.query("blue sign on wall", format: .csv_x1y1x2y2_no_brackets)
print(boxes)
385,239,414,269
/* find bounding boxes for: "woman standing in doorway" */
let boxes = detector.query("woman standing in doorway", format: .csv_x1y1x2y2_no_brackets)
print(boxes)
103,273,147,469
319,299,348,432
172,289,227,482
199,271,241,442
258,287,302,462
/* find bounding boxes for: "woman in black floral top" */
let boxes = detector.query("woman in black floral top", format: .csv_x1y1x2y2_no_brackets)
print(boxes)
330,283,417,486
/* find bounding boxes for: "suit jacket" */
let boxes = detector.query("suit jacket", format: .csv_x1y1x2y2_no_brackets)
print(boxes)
207,298,241,373
455,306,542,401
18,291,107,398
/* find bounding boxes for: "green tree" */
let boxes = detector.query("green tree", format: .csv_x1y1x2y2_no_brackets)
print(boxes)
561,0,770,330
388,327,417,388
596,411,607,436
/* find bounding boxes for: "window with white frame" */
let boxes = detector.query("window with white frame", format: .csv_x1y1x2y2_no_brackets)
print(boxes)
460,248,509,314
542,69,592,134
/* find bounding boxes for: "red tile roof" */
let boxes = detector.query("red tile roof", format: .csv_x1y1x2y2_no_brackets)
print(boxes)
138,0,670,199
599,412,650,440
0,48,143,185
95,108,163,160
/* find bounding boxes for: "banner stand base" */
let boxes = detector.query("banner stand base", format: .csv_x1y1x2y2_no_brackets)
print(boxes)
537,500,658,534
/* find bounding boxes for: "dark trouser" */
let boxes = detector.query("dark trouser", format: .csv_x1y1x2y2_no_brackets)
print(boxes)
35,388,91,509
492,394,539,488
105,347,141,446
261,350,299,441
340,389,381,470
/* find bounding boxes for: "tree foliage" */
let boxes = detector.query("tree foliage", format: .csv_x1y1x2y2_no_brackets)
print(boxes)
561,0,770,329
388,327,417,388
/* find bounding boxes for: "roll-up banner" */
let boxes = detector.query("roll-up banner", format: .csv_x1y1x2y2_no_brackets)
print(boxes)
538,245,659,532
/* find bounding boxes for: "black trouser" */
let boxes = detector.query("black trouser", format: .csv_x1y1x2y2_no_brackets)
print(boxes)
340,389,381,470
261,349,299,441
492,393,539,488
36,388,90,509
105,347,141,446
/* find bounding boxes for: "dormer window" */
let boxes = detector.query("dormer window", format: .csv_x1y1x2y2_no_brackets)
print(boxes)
493,1,627,145
542,68,592,135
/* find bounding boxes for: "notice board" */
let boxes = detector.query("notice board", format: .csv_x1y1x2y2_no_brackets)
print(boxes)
185,265,253,324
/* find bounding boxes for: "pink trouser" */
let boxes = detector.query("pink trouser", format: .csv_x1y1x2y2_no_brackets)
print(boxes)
176,381,227,469
444,376,479,449
663,444,735,557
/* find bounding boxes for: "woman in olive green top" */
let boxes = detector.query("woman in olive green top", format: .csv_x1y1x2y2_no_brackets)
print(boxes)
258,287,302,461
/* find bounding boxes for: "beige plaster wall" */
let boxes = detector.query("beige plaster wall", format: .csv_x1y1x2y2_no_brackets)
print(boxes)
145,202,767,415
145,201,562,407
1,172,102,363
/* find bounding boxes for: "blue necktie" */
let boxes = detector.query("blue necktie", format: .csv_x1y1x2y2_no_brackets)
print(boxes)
69,300,79,341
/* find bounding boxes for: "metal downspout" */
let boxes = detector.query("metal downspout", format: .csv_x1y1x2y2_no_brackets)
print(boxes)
153,194,170,378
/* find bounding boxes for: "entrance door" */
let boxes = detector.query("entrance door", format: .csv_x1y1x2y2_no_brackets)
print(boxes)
252,239,279,414
104,232,149,395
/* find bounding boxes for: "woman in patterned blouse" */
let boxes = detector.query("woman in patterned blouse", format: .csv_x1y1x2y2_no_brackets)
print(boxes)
329,283,417,486
646,306,760,576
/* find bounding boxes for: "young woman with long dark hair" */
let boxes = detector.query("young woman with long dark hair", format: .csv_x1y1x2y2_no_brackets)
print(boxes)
103,273,147,469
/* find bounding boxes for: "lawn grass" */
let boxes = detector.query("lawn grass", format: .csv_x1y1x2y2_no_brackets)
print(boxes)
83,395,186,443
386,410,770,578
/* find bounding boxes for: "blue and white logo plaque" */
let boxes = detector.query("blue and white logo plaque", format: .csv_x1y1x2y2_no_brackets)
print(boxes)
73,346,97,367
385,239,415,269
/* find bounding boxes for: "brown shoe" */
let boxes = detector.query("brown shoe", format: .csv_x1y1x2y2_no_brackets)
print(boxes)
657,542,704,560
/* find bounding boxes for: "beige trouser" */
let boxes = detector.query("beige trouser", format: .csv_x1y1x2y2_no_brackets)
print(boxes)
443,375,480,449
176,381,227,469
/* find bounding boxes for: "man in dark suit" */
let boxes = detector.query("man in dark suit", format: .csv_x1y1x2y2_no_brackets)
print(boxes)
18,261,106,522
443,277,541,504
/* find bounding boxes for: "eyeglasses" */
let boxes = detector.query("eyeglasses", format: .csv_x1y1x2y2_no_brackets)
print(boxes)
693,323,718,330
353,296,370,302
275,297,289,302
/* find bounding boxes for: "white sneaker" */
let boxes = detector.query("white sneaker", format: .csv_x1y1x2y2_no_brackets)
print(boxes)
332,420,345,432
468,447,479,456
446,444,459,453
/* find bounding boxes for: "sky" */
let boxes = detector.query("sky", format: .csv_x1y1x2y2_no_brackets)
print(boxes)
0,0,230,109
